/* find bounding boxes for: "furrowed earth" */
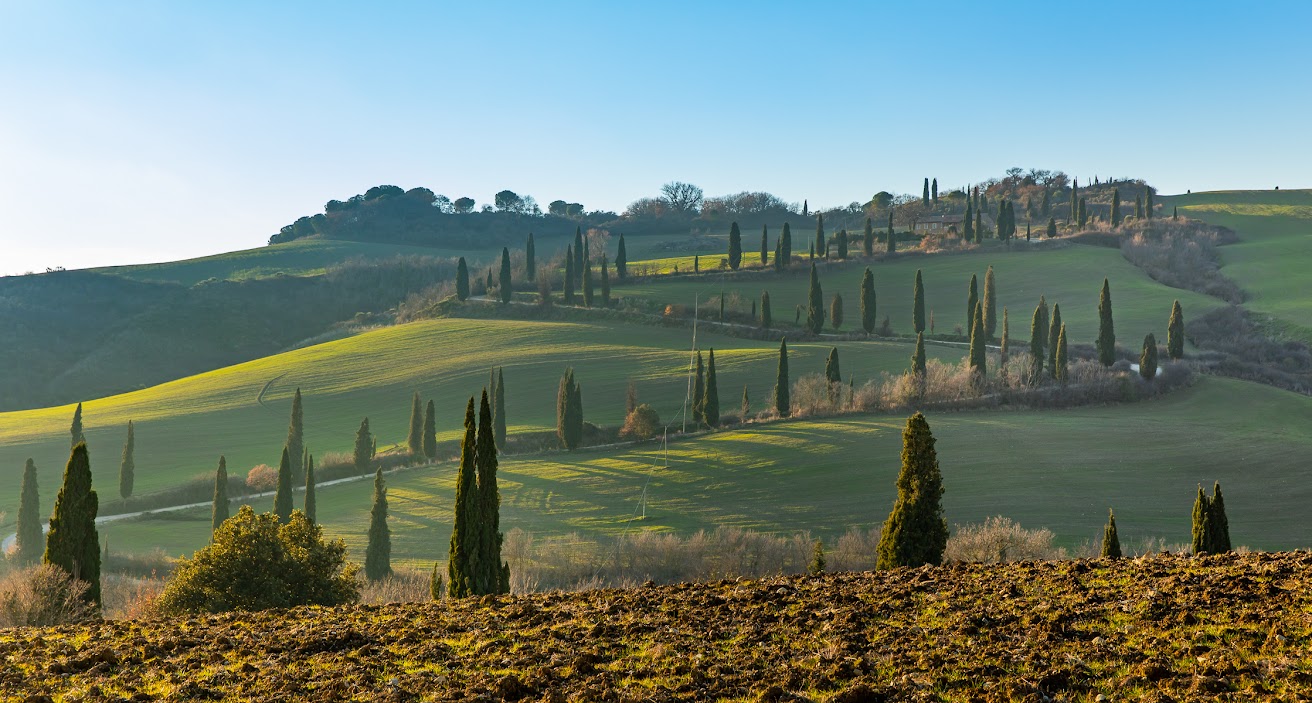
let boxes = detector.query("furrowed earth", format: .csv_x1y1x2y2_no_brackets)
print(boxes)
5,552,1311,702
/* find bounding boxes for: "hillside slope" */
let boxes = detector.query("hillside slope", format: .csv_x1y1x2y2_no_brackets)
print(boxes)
4,552,1310,701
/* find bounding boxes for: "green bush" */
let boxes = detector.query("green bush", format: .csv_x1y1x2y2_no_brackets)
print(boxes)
154,506,359,615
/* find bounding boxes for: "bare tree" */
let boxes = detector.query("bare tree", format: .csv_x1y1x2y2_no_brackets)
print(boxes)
660,182,704,214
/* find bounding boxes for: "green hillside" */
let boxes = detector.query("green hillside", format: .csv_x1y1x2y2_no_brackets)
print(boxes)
98,376,1312,564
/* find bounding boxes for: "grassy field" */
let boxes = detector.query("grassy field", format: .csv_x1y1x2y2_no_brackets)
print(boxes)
97,375,1312,566
616,242,1224,351
0,316,956,508
1162,189,1312,342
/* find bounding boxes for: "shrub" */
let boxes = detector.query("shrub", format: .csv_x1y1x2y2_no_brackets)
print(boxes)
945,517,1065,563
619,404,662,440
154,506,359,615
245,464,277,492
360,569,432,605
0,565,96,628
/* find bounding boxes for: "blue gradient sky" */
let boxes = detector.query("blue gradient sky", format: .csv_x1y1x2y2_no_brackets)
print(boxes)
1,1,1308,273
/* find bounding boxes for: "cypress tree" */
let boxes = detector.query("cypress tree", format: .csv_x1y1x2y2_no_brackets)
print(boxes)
407,392,423,455
969,302,986,376
837,229,848,260
863,218,874,256
119,420,135,500
354,418,373,474
498,247,513,303
932,178,938,203
1191,485,1212,555
830,293,844,331
573,226,585,285
1146,190,1155,219
740,385,750,420
806,262,824,335
808,242,814,260
1209,482,1231,553
1140,333,1158,380
703,349,721,427
600,254,611,307
876,413,948,569
692,351,706,425
695,254,701,272
423,399,437,460
1029,303,1046,383
1055,324,1069,383
1037,296,1050,353
774,338,790,417
1167,300,1185,360
525,232,536,282
285,388,304,481
44,443,101,609
456,257,470,301
556,368,583,450
449,399,478,597
773,237,783,272
1042,187,1051,216
486,267,494,294
1070,178,1079,222
1097,278,1116,366
211,456,229,535
1173,205,1178,220
493,367,507,448
913,269,926,333
982,266,997,339
886,211,896,253
760,225,769,266
999,307,1010,368
964,201,974,241
70,402,84,449
364,468,392,582
616,234,628,279
966,274,979,337
760,290,772,329
476,390,509,594
1078,197,1087,227
802,199,808,217
430,562,444,601
860,268,876,334
303,454,316,524
1026,222,1031,241
1101,509,1122,558
728,222,742,270
273,446,293,523
582,260,594,307
1046,217,1057,238
974,209,983,243
1047,303,1063,377
781,222,793,264
1135,193,1144,220
825,347,842,384
16,459,41,565
1111,189,1122,225
815,214,825,259
912,333,927,376
922,178,930,206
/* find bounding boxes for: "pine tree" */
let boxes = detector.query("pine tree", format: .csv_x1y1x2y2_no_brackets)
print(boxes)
285,388,304,482
354,418,373,474
922,178,930,206
423,399,437,460
760,290,772,329
815,214,825,259
273,446,293,523
1097,278,1116,366
913,269,926,334
969,302,986,376
774,338,790,417
1055,324,1069,383
876,413,948,569
887,211,896,253
966,274,979,337
860,268,876,334
1191,485,1212,555
582,261,594,307
1029,303,1046,383
1111,189,1122,225
493,367,507,449
1046,217,1057,238
70,402,84,449
1047,303,1063,377
760,224,769,266
563,246,575,304
46,443,102,609
616,234,628,279
456,257,470,301
1140,333,1158,380
119,420,135,500
448,398,478,597
1146,190,1155,219
16,459,41,564
364,468,392,581
703,349,720,427
830,293,844,331
556,368,583,450
525,232,536,282
1167,300,1185,360
1101,510,1122,558
982,266,997,339
498,247,513,303
806,262,824,335
781,222,793,264
932,178,938,203
863,218,874,256
692,351,706,426
728,222,742,270
302,454,316,524
475,390,509,594
211,456,229,535
1209,482,1231,553
912,333,927,376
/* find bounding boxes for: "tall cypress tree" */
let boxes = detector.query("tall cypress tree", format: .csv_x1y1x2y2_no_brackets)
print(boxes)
964,201,974,241
1146,190,1155,219
1042,187,1051,216
1070,178,1079,222
556,368,583,450
1097,278,1116,366
274,446,293,523
1191,485,1212,555
582,261,595,307
1055,324,1069,383
966,274,979,337
119,420,135,500
354,418,373,474
364,468,392,582
303,454,316,524
692,351,706,425
759,224,769,266
931,178,938,203
1101,509,1122,558
974,209,983,243
886,211,896,253
999,307,1010,368
493,367,507,449
863,218,874,256
1046,217,1057,238
16,459,41,564
573,226,585,285
774,338,790,417
781,222,793,264
922,178,930,206
876,413,948,569
1047,303,1063,377
44,442,101,608
1135,193,1144,220
1111,189,1122,225
860,268,876,334
407,392,424,456
773,237,783,272
802,199,808,216
815,214,825,259
806,262,824,335
211,456,229,535
475,390,509,594
912,332,927,376
456,257,470,301
825,347,842,384
423,399,437,460
1209,482,1231,553
969,301,986,376
286,388,304,482
1167,300,1185,360
449,398,478,597
525,232,536,282
1078,197,1087,227
913,269,926,333
70,402,85,449
1173,205,1178,220
830,293,844,330
1140,334,1159,380
499,247,513,303
982,266,997,340
703,349,721,427
563,245,575,304
1029,303,1046,383
760,291,772,329
600,254,611,307
728,222,742,270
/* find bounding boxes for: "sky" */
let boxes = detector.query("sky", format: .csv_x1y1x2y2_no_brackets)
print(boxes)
1,1,1309,274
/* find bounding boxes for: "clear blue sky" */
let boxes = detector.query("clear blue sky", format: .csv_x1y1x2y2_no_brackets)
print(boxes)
1,1,1308,273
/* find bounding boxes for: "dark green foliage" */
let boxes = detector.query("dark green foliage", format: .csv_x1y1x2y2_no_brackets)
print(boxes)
582,261,594,307
999,307,1010,367
573,227,585,285
802,199,808,217
1167,300,1185,360
702,349,721,427
616,234,627,279
860,268,876,334
772,237,783,272
1135,193,1144,220
212,456,229,535
692,351,706,426
456,257,470,301
1071,179,1079,221
825,347,842,384
1097,278,1116,366
969,302,986,376
525,232,536,282
600,255,611,307
863,218,874,256
476,389,509,594
728,222,742,270
837,229,848,260
1047,304,1063,378
809,539,826,575
70,403,84,450
423,400,437,460
966,274,979,337
774,338,790,417
1210,482,1231,553
781,222,793,264
155,506,358,615
1046,217,1057,238
830,293,843,331
1191,485,1212,555
286,388,304,481
805,263,824,335
932,178,938,203
922,178,930,206
1140,333,1158,380
1173,205,1178,220
43,443,101,609
16,459,41,565
274,447,293,524
808,243,814,260
429,563,443,601
449,399,478,597
982,266,997,339
1147,190,1155,219
760,291,772,329
974,209,983,244
556,368,583,450
912,333,927,376
964,201,975,241
303,455,316,525
563,246,575,305
1078,197,1087,227
364,470,391,582
1055,324,1069,383
498,247,513,303
1042,187,1051,216
912,269,926,334
407,392,423,455
876,413,948,569
1102,510,1122,558
740,385,750,420
695,255,700,272
1111,189,1122,225
815,214,825,260
353,418,373,474
886,211,896,253
493,367,507,449
1029,303,1045,383
119,420,135,500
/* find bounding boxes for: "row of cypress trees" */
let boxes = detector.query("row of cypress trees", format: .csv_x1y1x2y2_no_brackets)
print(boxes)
446,391,509,597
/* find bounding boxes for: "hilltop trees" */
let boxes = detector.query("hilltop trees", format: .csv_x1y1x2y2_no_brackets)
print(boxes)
364,469,392,581
557,368,583,450
1102,510,1122,558
913,269,926,334
860,268,876,334
423,400,437,460
805,263,824,335
286,389,304,481
876,413,948,569
774,338,790,417
212,456,229,535
274,447,293,524
616,234,628,279
407,392,424,455
354,418,373,474
16,459,41,564
44,442,101,609
119,421,135,500
498,248,513,303
1192,483,1232,554
728,222,742,270
1167,300,1185,360
70,403,84,449
1097,278,1116,366
456,257,470,301
1140,334,1159,380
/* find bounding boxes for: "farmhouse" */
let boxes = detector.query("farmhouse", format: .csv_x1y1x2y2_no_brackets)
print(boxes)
914,213,994,235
